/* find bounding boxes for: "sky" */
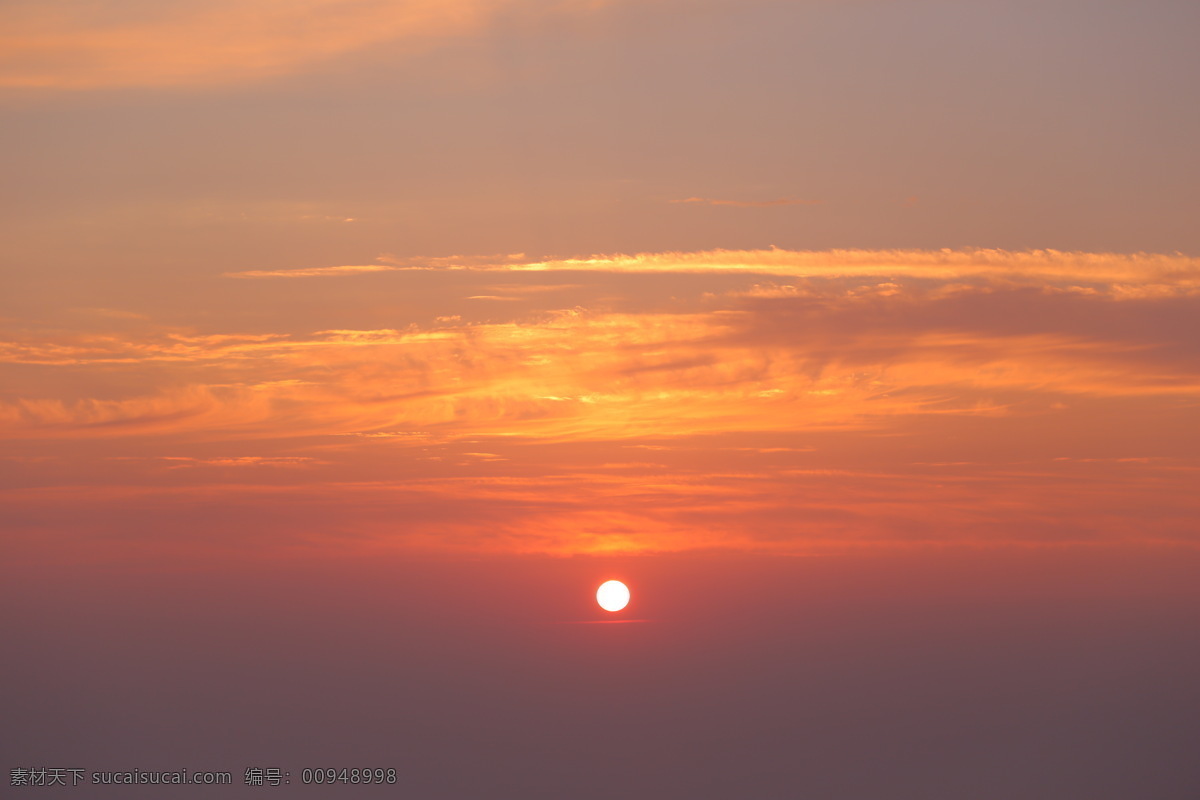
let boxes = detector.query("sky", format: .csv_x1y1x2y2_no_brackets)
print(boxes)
3,1,1199,797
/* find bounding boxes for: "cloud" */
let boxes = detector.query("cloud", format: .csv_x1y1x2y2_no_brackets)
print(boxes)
225,264,400,279
6,247,1199,555
115,455,322,468
672,197,825,208
6,280,1198,444
269,248,1200,288
224,252,534,279
7,453,1199,556
0,0,613,90
498,248,1200,286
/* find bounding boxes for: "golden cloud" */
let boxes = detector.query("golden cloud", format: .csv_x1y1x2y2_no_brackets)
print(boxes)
236,248,1200,289
498,248,1200,287
4,285,1197,443
5,247,1198,555
226,265,400,279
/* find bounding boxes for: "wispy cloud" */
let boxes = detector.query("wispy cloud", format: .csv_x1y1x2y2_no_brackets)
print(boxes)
259,248,1200,287
6,247,1199,555
225,264,400,279
501,248,1200,286
6,275,1198,441
225,252,534,278
112,455,322,468
0,0,616,90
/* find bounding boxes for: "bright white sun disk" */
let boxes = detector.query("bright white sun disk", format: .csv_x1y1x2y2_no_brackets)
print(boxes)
596,580,630,612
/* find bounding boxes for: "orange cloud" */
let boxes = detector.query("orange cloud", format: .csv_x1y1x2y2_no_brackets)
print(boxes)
499,248,1200,287
224,253,535,279
4,248,1198,556
225,265,400,279
6,454,1199,558
5,284,1197,443
262,248,1200,289
0,0,613,90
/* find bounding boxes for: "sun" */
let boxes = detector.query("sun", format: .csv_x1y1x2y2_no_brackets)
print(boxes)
596,580,630,612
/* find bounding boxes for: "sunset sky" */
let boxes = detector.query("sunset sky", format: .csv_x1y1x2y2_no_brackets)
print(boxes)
3,1,1199,797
